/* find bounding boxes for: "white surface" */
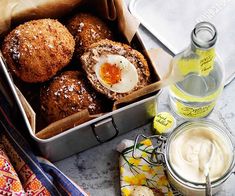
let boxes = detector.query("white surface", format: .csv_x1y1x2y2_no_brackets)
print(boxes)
129,0,235,85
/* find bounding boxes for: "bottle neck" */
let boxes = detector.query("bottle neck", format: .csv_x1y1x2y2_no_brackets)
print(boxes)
190,42,215,54
191,22,217,51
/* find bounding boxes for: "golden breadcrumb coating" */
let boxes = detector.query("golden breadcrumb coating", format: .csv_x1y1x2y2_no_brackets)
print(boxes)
67,12,113,58
40,71,105,123
2,19,75,83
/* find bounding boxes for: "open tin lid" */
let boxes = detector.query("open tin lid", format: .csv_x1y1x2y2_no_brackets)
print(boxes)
129,0,235,86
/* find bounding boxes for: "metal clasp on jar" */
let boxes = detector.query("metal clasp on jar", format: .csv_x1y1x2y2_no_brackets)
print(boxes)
132,134,167,166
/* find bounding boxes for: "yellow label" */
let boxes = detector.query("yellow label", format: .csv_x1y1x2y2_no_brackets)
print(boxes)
153,112,175,134
175,101,216,118
178,48,215,76
196,48,215,76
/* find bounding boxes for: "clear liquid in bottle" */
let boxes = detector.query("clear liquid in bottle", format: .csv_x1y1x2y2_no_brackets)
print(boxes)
168,22,224,119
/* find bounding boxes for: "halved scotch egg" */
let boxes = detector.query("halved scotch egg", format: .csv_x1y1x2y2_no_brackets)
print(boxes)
81,40,150,100
95,54,139,93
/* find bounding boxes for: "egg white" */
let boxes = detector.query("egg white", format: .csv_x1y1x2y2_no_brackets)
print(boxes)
95,55,139,93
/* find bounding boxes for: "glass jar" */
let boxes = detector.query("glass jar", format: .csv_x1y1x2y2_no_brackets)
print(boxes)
168,22,224,119
164,120,235,196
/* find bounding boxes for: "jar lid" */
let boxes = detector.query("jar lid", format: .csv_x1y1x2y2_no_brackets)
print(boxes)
153,112,176,135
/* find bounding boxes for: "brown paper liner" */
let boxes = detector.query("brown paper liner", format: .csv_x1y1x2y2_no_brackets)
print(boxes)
147,48,173,80
87,0,116,21
114,0,140,42
82,0,140,42
15,86,36,132
113,80,164,110
36,109,91,139
0,0,140,43
0,0,84,35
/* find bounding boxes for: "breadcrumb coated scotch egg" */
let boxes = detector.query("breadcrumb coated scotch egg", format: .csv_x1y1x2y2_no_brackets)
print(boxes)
2,19,75,83
67,12,114,58
40,71,105,124
81,40,150,100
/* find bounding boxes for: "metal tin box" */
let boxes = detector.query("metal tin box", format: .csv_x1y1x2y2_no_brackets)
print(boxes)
0,26,161,162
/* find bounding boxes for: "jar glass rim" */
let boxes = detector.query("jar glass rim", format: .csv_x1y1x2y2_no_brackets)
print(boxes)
165,119,235,188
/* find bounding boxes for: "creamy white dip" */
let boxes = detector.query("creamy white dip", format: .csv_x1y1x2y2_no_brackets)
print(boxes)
169,127,233,183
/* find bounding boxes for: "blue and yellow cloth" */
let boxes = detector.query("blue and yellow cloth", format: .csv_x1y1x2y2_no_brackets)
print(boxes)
0,91,88,195
117,139,173,196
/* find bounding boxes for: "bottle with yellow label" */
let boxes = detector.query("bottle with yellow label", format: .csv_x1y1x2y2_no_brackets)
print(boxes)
168,22,224,119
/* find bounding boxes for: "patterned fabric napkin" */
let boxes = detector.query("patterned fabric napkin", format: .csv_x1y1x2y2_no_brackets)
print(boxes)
117,139,173,196
0,91,88,196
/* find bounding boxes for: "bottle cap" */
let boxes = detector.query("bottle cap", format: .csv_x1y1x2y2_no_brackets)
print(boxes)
153,112,176,135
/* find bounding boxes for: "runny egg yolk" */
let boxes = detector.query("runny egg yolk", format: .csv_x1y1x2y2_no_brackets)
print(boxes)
99,63,121,85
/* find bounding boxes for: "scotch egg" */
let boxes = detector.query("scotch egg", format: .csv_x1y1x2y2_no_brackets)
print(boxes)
95,55,138,93
81,39,150,100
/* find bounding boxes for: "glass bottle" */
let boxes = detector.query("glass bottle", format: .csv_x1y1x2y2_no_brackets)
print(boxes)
168,22,224,119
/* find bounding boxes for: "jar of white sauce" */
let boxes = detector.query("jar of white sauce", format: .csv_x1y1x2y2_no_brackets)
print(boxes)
164,120,235,195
